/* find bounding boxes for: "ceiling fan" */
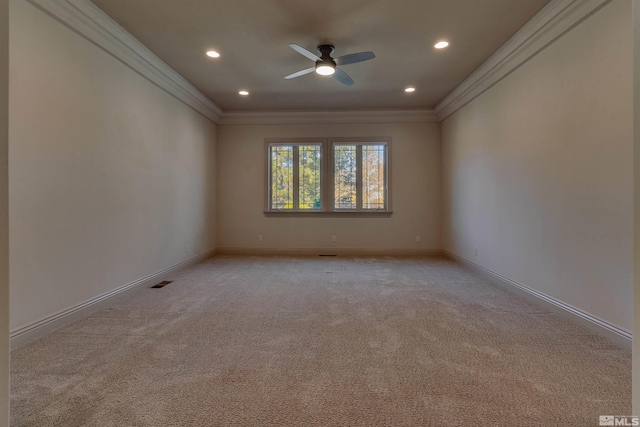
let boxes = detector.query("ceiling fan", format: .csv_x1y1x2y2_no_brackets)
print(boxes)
284,43,375,86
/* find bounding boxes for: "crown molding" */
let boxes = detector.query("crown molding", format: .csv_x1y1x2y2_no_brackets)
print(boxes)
27,0,224,123
435,0,611,121
26,0,608,125
23,0,434,126
219,109,438,125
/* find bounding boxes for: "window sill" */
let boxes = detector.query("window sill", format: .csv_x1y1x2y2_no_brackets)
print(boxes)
263,210,393,218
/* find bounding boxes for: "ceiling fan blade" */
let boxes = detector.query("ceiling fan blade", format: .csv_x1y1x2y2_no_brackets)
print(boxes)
288,43,321,61
284,67,315,79
333,68,354,86
335,51,375,66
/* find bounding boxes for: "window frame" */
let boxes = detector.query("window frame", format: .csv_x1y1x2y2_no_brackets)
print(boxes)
264,137,391,216
266,139,326,212
329,138,389,212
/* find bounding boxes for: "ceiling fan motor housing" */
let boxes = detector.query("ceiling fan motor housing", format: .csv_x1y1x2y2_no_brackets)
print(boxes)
317,44,335,57
316,44,337,69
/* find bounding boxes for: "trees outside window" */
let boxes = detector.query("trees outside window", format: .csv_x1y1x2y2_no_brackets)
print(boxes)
333,143,386,210
267,139,388,213
269,143,322,210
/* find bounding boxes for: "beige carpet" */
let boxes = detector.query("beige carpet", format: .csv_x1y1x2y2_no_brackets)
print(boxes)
10,255,630,426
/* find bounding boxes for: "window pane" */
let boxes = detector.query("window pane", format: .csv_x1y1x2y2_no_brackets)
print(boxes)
299,145,321,209
271,146,293,209
362,145,386,209
334,145,357,209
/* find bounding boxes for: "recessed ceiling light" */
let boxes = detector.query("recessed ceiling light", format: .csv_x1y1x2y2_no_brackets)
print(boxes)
405,87,416,93
206,50,220,58
434,41,449,49
238,90,249,96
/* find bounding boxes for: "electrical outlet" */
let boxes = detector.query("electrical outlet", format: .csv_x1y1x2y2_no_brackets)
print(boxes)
185,244,189,253
332,235,337,242
474,247,478,256
258,235,263,242
415,236,421,243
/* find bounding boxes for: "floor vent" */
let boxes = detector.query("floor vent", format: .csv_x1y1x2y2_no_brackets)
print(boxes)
151,280,173,288
319,254,337,257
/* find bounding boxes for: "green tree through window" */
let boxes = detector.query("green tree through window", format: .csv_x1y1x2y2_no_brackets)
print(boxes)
334,145,357,209
362,145,385,209
268,139,388,213
270,145,293,209
299,146,321,209
269,143,321,210
333,143,387,210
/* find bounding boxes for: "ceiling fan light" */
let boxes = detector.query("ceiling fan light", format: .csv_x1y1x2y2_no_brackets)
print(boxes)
316,64,335,76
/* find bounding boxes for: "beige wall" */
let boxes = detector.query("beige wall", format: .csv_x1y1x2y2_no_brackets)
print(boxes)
217,122,440,253
9,0,217,331
633,0,640,414
0,0,7,422
442,0,633,331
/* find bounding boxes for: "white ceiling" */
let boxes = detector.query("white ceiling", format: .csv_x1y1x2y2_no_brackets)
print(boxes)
91,0,551,112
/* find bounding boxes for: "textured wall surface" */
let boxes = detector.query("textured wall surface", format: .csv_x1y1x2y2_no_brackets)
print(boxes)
9,0,218,331
633,0,640,415
217,122,441,253
442,0,633,331
0,0,8,423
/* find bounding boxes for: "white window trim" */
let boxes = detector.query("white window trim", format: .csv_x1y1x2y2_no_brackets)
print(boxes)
329,138,389,212
265,137,392,216
266,140,325,212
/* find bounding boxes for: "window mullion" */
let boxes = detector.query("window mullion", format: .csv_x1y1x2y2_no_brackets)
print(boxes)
268,146,273,209
293,146,300,210
327,142,333,211
356,145,362,210
384,144,388,210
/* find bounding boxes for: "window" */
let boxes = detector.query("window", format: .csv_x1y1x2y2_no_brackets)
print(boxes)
268,142,323,211
333,142,387,211
266,138,389,214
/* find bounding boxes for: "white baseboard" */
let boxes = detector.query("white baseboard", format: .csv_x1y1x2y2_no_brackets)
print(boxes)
443,251,631,349
10,248,217,349
216,247,443,257
15,248,626,350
